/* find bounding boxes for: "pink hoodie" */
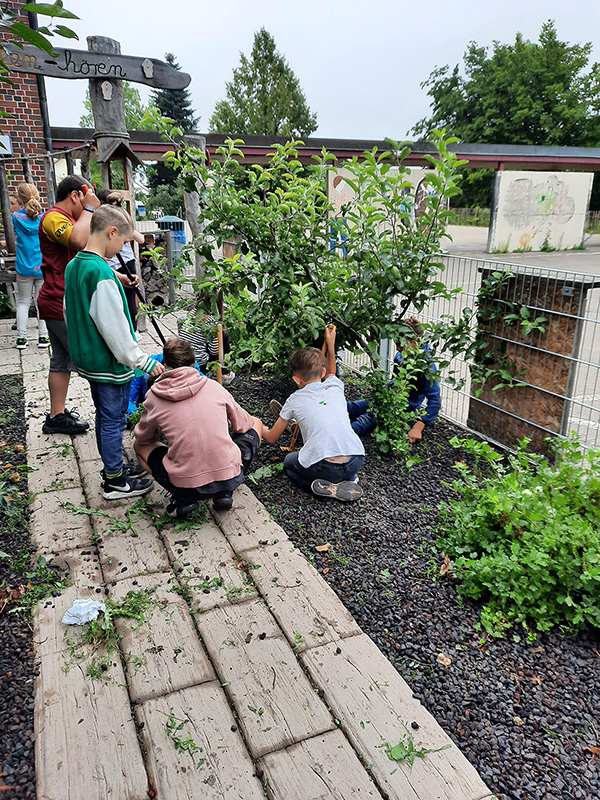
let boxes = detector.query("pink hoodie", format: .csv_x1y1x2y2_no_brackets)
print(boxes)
134,367,255,488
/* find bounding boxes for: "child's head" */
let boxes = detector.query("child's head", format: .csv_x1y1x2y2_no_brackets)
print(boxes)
396,316,423,351
289,347,326,385
9,194,19,213
90,205,133,259
16,183,41,219
163,337,195,369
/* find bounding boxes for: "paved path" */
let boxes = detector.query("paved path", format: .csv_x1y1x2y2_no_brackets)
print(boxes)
2,316,494,800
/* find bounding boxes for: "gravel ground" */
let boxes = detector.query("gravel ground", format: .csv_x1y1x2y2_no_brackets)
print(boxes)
0,375,36,799
230,371,600,800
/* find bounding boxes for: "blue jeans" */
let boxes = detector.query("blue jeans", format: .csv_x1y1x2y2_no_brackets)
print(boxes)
89,381,130,477
283,451,364,490
347,399,376,437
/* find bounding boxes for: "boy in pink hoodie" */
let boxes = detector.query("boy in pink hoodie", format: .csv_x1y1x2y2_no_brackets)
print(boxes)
134,337,262,517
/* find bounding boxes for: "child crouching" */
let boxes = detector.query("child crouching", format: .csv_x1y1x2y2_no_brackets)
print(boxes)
134,338,262,517
263,324,364,502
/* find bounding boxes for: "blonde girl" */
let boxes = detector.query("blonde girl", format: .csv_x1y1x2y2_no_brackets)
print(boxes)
12,182,49,349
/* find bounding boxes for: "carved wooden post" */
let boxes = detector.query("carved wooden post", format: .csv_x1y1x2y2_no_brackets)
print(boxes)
183,134,206,279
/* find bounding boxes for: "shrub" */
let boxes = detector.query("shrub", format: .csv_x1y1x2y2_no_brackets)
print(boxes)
437,435,600,636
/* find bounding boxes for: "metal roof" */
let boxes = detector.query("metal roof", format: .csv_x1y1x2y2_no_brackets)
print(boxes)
50,128,600,172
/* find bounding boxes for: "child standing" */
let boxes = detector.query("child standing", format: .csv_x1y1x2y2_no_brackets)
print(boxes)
263,324,364,502
12,183,49,349
64,205,164,499
134,337,262,518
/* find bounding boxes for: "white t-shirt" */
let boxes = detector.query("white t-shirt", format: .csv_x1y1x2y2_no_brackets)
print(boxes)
107,241,135,270
280,375,365,468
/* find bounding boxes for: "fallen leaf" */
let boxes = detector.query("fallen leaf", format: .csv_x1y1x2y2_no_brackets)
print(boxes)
531,675,543,685
13,445,25,452
250,376,264,381
316,543,331,552
323,568,330,574
584,746,600,763
437,653,451,667
9,473,20,484
513,716,525,726
440,554,452,576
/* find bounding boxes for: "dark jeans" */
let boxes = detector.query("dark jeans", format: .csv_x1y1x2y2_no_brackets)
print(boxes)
283,451,364,490
148,428,260,505
347,399,376,436
89,381,130,477
117,259,138,331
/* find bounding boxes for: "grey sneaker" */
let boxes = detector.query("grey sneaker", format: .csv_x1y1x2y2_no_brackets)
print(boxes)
311,479,363,502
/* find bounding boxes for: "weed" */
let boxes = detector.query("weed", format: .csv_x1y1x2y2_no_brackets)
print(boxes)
381,732,451,766
5,554,70,616
165,712,203,765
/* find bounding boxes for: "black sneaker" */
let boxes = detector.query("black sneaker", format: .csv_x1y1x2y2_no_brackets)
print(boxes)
16,337,27,350
212,492,233,511
64,407,90,431
102,474,153,500
311,479,363,502
166,500,199,519
42,411,89,435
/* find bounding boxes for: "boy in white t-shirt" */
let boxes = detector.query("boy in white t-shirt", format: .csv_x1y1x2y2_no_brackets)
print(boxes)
263,324,364,502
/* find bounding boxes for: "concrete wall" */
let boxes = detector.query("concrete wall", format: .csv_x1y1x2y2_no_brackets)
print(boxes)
488,170,593,253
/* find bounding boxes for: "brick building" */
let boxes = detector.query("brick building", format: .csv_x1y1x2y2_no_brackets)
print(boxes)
1,0,52,207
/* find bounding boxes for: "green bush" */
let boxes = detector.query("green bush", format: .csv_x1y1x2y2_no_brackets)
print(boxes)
438,435,600,636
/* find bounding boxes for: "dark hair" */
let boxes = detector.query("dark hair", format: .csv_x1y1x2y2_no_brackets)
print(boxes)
163,337,195,368
289,347,325,381
90,204,133,235
56,175,91,202
97,189,123,206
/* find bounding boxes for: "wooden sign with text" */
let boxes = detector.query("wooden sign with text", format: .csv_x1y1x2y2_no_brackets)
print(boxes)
0,44,191,89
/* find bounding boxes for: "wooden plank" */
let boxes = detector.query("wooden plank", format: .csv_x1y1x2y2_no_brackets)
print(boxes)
259,729,384,799
20,347,50,375
30,487,94,554
199,599,335,758
301,635,492,800
109,572,215,702
136,684,265,800
48,545,107,591
244,542,361,652
34,587,149,799
72,430,103,463
28,446,81,494
0,347,20,372
1,44,191,89
211,484,290,554
162,518,257,613
94,512,171,584
35,651,148,800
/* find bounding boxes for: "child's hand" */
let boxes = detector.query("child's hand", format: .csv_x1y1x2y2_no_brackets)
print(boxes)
149,361,165,379
324,323,336,347
408,421,425,443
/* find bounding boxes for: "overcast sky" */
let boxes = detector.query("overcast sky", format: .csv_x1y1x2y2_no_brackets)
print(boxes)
44,0,599,141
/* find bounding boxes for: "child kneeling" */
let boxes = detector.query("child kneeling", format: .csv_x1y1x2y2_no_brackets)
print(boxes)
134,338,262,517
263,324,364,502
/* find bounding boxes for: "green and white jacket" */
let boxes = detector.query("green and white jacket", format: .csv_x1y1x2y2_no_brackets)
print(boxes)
64,251,158,384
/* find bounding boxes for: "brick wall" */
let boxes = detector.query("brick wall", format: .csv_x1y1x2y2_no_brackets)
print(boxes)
1,0,50,206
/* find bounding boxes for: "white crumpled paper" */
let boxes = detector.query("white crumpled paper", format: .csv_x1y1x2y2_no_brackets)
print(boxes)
62,598,106,625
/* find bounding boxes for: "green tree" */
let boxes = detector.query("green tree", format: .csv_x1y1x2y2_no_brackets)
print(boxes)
209,28,317,138
148,53,198,194
413,21,600,207
79,81,156,130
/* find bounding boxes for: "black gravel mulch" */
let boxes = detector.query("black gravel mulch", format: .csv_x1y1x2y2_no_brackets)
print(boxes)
0,375,35,799
230,371,600,800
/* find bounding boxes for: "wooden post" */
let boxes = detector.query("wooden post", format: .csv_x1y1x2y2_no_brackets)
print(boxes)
65,151,74,175
80,146,91,182
0,162,16,253
183,134,206,279
44,156,56,207
21,158,33,183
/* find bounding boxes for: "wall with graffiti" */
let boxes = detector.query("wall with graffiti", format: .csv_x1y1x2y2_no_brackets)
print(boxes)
487,170,593,253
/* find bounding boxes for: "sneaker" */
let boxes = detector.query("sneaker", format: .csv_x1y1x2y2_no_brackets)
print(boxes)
166,499,199,519
101,463,148,482
222,371,236,386
102,474,153,500
311,479,363,502
212,492,233,511
42,411,89,435
64,407,90,432
16,337,27,350
38,336,50,348
269,399,298,433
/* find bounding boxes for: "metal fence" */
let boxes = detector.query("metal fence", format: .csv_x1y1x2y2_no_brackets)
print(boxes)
342,255,600,453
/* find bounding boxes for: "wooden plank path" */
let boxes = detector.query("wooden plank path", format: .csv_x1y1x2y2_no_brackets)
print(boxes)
2,316,496,800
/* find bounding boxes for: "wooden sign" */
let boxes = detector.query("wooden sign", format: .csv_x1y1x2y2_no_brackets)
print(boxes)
0,43,191,89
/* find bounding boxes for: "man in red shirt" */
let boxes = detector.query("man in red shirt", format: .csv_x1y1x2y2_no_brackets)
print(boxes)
38,175,101,435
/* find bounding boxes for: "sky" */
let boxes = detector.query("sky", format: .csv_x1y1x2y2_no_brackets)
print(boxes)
43,0,599,141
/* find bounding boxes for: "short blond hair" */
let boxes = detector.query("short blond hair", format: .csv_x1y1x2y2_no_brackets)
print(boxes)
90,204,133,235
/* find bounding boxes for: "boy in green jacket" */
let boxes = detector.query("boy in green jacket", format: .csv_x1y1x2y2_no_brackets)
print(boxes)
64,205,164,499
